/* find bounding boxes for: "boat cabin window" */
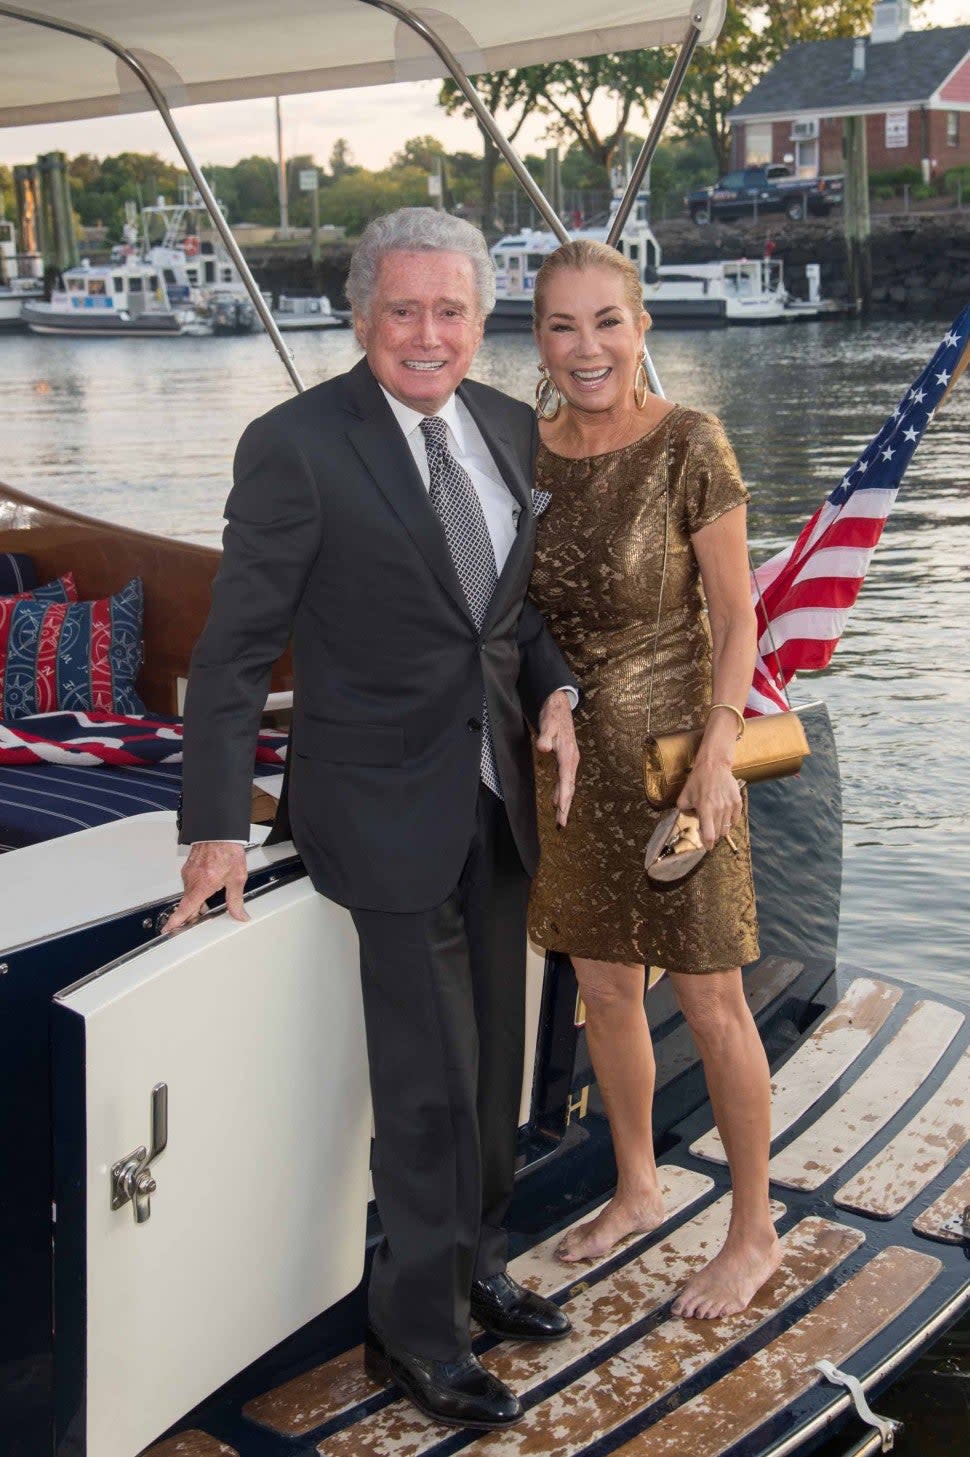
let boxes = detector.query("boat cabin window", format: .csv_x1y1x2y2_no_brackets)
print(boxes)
527,254,544,271
113,277,125,293
204,261,215,284
128,277,143,293
163,269,176,284
87,278,106,296
507,256,522,272
149,276,159,291
187,268,198,285
67,277,86,293
627,243,640,264
221,267,233,283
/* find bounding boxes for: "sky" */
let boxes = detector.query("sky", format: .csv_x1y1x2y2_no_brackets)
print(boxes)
0,1,968,174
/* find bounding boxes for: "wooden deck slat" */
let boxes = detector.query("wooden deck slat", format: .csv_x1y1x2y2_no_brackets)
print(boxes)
653,957,807,1092
314,1197,795,1457
913,1165,970,1243
610,1246,942,1457
141,1434,239,1457
456,1218,863,1457
768,1000,964,1191
836,1046,970,1218
691,978,901,1165
244,1166,713,1437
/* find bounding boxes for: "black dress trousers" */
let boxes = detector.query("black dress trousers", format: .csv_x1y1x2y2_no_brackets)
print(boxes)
350,784,529,1362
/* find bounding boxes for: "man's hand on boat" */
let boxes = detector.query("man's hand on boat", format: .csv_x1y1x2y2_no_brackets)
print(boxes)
166,842,250,932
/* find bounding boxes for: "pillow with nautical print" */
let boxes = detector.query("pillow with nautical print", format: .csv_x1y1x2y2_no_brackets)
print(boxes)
0,571,78,613
0,577,145,719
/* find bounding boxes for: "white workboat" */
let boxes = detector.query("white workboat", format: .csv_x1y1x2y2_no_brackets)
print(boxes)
273,291,343,330
490,205,835,329
0,214,43,326
0,7,966,1457
21,256,209,336
489,192,661,331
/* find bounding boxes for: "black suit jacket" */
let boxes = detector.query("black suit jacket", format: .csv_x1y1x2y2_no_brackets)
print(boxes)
180,357,578,913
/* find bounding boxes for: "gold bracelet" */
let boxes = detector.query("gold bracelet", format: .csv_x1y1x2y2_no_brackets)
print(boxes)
708,702,746,740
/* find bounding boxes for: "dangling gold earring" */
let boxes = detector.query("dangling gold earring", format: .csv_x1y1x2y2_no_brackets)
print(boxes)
634,358,649,410
535,363,563,421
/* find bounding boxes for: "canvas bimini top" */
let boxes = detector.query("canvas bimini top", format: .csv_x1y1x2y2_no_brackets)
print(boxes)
0,0,724,126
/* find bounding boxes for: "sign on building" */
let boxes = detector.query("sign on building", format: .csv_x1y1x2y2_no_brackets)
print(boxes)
885,111,909,149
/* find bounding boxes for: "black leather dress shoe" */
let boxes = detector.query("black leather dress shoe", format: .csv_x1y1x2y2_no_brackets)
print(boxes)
364,1327,523,1429
470,1272,572,1342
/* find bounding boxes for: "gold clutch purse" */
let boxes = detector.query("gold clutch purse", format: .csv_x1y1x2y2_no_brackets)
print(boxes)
642,710,810,809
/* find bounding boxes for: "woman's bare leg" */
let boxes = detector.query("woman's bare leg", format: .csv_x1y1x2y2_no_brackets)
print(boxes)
556,958,666,1262
668,967,780,1318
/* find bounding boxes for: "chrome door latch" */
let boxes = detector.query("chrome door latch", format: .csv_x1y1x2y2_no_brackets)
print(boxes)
111,1083,168,1223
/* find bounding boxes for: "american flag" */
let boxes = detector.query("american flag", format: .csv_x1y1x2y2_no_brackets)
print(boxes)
747,303,970,715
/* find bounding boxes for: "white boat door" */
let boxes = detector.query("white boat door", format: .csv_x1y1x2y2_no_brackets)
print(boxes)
50,876,372,1457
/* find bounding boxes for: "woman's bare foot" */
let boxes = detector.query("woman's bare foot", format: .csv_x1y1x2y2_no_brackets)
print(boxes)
672,1228,781,1320
556,1190,666,1264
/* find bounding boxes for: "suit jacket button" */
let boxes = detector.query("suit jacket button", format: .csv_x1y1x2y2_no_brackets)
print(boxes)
467,717,482,732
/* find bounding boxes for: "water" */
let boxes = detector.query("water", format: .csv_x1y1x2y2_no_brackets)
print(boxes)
2,319,967,986
1,320,968,1450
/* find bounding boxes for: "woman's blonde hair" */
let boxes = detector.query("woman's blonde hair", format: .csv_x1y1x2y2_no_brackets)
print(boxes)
533,240,645,327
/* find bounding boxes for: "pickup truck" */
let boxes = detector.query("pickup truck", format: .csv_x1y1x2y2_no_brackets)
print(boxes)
685,165,843,225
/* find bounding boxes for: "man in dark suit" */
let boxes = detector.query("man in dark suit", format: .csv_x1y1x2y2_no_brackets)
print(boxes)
169,208,579,1430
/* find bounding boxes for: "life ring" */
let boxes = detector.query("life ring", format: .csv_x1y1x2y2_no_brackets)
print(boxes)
183,235,201,258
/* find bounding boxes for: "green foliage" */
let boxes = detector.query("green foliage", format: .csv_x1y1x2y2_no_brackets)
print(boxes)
316,165,433,236
0,164,12,220
943,166,970,195
868,166,923,188
329,138,356,179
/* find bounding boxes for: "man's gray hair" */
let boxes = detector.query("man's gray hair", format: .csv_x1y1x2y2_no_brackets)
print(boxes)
346,207,496,319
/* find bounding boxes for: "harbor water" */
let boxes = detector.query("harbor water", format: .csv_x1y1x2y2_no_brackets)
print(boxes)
0,318,967,1449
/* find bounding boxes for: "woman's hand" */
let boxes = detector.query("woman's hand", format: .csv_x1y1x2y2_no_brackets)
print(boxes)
677,757,742,851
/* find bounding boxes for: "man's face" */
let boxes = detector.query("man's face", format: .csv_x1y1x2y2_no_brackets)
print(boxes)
355,249,486,414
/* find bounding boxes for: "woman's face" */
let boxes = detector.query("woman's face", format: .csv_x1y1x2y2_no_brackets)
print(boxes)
536,266,648,415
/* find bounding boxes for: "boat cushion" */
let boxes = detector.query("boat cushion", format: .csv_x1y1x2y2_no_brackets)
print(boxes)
0,710,287,848
0,576,145,718
0,760,184,849
0,552,37,595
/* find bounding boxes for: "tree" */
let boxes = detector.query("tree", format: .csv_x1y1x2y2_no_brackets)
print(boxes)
528,54,669,188
438,70,547,233
316,165,433,236
329,138,356,179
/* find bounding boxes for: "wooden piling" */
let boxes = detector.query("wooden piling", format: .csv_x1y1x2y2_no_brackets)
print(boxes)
843,115,872,316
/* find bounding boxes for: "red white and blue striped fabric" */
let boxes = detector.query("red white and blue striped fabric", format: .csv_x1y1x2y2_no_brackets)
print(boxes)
0,710,288,767
747,304,970,715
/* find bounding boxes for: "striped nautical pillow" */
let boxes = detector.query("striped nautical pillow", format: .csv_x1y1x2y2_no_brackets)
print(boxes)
0,577,145,720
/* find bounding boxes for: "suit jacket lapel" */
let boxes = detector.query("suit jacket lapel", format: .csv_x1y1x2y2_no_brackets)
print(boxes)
343,359,474,626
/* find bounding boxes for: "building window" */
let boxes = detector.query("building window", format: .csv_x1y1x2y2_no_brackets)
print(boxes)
744,123,772,165
885,110,909,148
947,111,959,147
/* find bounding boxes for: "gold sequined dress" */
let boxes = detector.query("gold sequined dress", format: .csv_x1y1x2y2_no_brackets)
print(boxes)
528,405,760,973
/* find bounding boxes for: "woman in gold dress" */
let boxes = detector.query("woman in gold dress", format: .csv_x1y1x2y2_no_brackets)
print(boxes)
528,240,780,1320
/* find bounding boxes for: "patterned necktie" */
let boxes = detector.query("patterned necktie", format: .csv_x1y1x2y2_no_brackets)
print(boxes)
419,415,502,797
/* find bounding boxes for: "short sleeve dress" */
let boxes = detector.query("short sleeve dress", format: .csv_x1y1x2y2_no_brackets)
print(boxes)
527,405,760,973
